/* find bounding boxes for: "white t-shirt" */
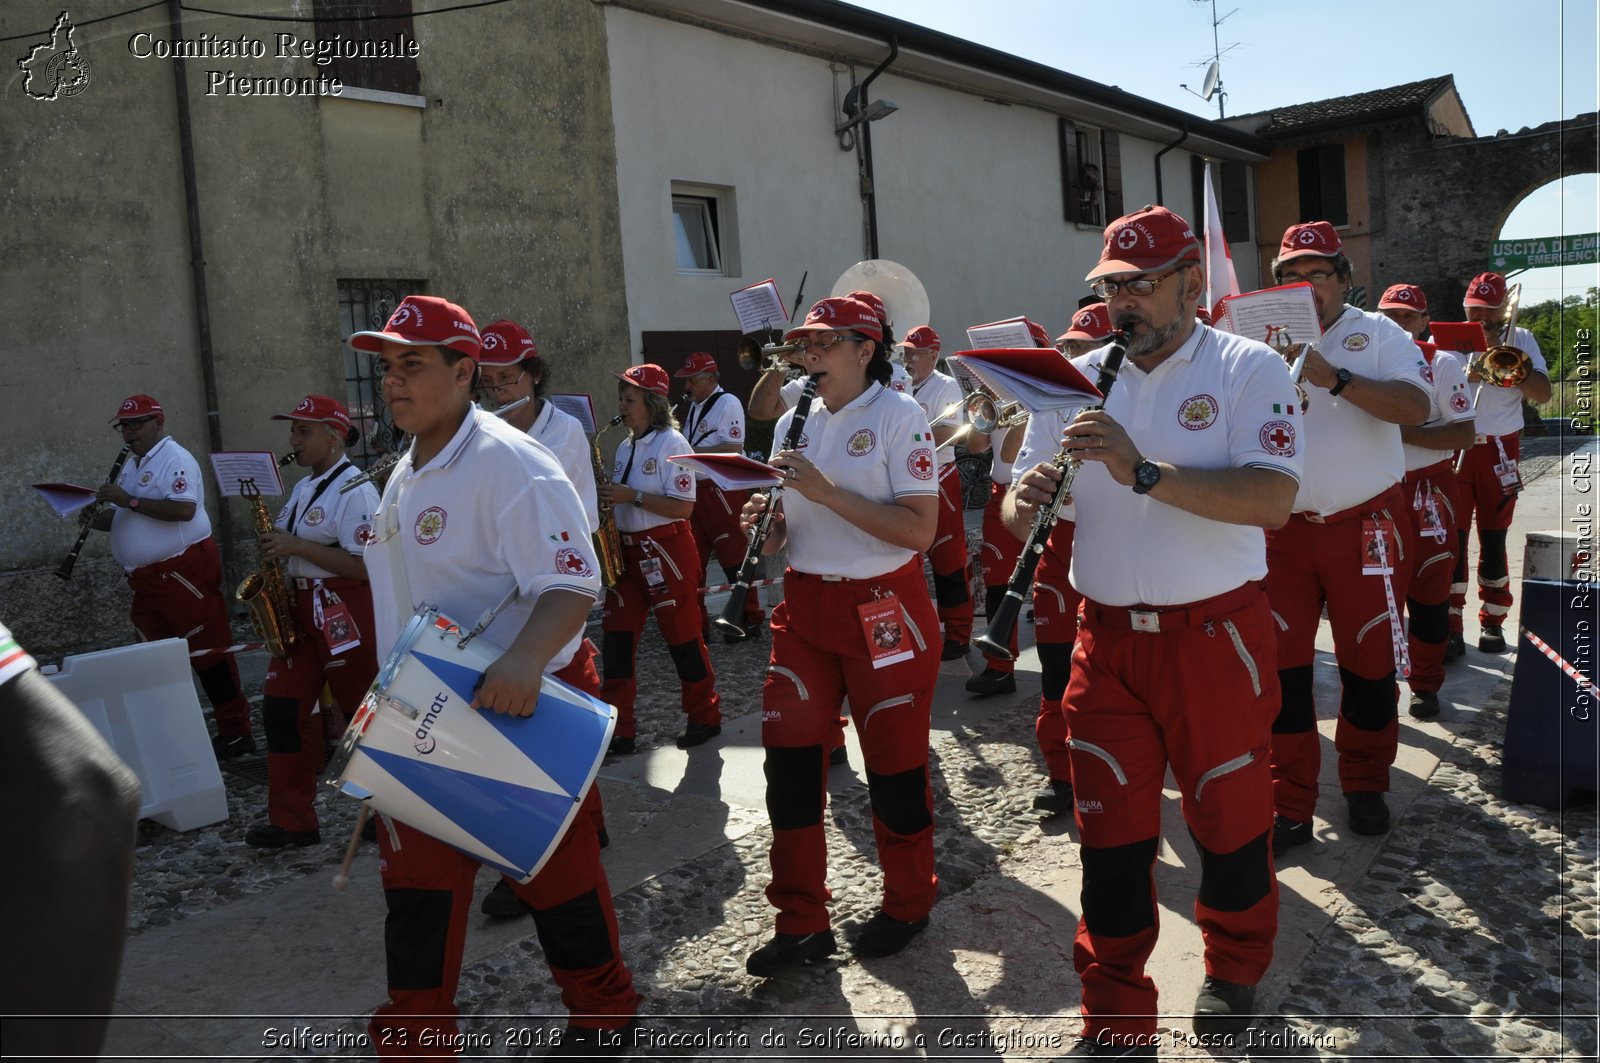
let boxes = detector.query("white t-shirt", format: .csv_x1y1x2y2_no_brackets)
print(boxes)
1403,345,1474,472
528,399,598,533
363,407,600,673
771,382,940,579
911,370,964,429
680,388,747,478
612,426,697,534
1467,325,1547,437
1064,325,1305,607
1292,307,1431,516
109,436,212,571
273,460,380,580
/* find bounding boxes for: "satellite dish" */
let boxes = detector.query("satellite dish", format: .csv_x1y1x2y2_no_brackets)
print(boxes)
1200,61,1221,102
830,259,930,337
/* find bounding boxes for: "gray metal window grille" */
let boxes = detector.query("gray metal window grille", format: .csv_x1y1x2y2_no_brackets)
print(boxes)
338,279,424,469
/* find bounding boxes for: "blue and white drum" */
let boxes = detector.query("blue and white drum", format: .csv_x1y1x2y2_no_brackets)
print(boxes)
325,606,616,883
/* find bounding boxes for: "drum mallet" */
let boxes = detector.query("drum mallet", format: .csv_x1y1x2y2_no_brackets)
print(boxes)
332,804,372,892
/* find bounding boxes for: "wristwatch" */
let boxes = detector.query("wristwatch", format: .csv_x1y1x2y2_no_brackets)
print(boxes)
1131,459,1162,495
631,492,644,508
126,497,141,510
1328,367,1353,396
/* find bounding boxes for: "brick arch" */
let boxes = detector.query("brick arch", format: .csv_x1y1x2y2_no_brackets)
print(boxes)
1370,112,1598,312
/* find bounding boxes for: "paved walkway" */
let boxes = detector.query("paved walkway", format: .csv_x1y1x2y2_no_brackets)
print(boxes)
98,437,1597,1061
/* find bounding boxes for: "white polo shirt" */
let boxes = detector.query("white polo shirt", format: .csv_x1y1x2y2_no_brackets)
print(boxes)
612,426,696,534
772,382,940,579
779,365,912,409
680,388,747,480
911,370,964,430
1293,307,1431,515
1066,325,1304,607
1467,325,1546,437
989,422,1021,487
364,406,600,672
109,436,212,571
528,399,598,534
273,461,380,580
1403,345,1473,472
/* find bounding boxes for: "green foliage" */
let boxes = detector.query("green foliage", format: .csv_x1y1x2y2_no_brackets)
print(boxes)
1518,287,1598,380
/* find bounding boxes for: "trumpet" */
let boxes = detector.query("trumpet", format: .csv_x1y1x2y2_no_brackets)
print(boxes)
740,336,803,376
973,331,1129,661
1467,282,1531,388
963,387,1029,434
1265,325,1312,413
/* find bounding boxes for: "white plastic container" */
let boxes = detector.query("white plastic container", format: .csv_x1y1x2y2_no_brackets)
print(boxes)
47,638,229,831
1524,531,1591,582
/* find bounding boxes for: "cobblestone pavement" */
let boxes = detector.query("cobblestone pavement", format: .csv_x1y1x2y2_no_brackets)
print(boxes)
113,437,1596,1061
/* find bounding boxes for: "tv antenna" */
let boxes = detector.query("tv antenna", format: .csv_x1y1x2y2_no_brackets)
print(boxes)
1178,0,1237,119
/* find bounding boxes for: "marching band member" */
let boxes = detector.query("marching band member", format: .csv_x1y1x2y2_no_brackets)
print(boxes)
899,325,975,661
1264,223,1431,854
1008,206,1301,1054
85,395,256,760
741,296,941,975
675,351,763,641
597,364,722,752
476,319,600,533
748,292,912,422
1009,303,1115,818
1453,271,1552,655
1377,285,1475,718
348,296,640,1058
244,395,380,850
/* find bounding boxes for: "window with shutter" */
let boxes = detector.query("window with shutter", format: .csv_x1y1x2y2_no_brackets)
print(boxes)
1296,145,1348,226
312,0,420,96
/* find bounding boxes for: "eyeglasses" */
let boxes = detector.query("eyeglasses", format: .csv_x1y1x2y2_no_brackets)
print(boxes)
478,369,528,394
113,417,155,431
790,333,865,355
1279,269,1338,285
1090,266,1189,299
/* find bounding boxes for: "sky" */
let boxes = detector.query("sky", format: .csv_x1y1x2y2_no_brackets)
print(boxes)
848,0,1599,306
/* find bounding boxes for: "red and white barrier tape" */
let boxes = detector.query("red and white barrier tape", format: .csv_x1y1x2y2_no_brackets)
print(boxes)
1521,626,1598,700
189,641,267,659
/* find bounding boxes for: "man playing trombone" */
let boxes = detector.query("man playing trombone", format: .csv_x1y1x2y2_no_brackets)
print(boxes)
1007,206,1301,1056
1452,272,1552,655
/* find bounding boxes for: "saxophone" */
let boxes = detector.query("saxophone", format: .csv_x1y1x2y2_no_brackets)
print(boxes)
236,474,298,658
590,415,627,587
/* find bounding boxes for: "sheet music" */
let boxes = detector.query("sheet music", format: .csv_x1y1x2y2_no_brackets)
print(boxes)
965,317,1034,349
948,350,1102,416
33,482,96,517
1213,283,1321,347
208,452,286,498
729,279,789,335
667,453,784,491
550,393,598,435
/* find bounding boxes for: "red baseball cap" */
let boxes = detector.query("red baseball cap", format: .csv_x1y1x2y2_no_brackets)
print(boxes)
898,325,940,352
616,363,670,397
1025,319,1050,347
784,296,884,343
1378,284,1429,312
271,394,351,434
1086,205,1202,281
1463,272,1508,307
845,290,889,328
477,319,538,367
1278,221,1343,264
674,351,720,378
109,394,164,424
1061,302,1113,341
349,296,482,358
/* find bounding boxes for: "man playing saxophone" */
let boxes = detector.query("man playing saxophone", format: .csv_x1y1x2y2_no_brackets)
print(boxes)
86,395,256,760
243,396,380,850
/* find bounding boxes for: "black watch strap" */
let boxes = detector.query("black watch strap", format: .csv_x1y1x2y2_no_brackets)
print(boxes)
1329,367,1353,396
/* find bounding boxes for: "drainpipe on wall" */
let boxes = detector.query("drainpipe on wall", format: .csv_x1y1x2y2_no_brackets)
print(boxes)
856,33,898,260
165,0,233,568
1153,122,1190,206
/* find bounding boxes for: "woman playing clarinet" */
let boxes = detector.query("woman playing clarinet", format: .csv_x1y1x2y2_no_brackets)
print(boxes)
740,296,941,976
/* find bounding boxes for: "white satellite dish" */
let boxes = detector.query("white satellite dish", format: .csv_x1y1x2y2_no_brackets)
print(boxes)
1200,61,1221,102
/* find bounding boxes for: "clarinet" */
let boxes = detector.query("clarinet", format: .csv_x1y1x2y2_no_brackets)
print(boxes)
56,444,134,582
712,375,819,638
973,331,1130,660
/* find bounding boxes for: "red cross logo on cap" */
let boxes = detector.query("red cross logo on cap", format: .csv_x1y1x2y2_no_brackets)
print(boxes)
1477,282,1494,296
1298,230,1317,245
483,333,504,350
1397,290,1412,302
122,399,136,411
1076,311,1092,327
295,397,314,412
392,303,418,327
1115,227,1139,250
